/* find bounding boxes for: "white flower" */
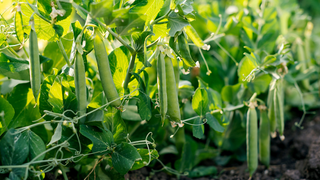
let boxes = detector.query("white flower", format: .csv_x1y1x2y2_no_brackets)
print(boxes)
50,7,65,20
201,44,210,51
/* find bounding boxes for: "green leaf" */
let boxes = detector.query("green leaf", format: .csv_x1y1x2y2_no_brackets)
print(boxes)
174,137,197,172
121,105,142,121
15,12,24,43
48,81,64,113
0,129,29,165
206,112,224,132
192,88,209,116
20,3,71,41
221,83,241,103
88,81,105,109
221,112,246,151
151,23,169,41
0,53,29,80
9,168,27,180
27,130,46,161
168,12,189,37
130,0,165,25
112,142,141,175
42,33,73,74
238,57,257,82
132,31,154,52
104,8,130,26
7,84,41,129
104,106,127,144
244,52,261,67
80,125,114,153
192,117,204,139
240,29,255,49
131,149,159,170
116,14,147,36
90,0,113,18
108,47,140,97
248,74,272,95
188,166,217,178
0,96,15,136
137,93,152,121
47,123,63,146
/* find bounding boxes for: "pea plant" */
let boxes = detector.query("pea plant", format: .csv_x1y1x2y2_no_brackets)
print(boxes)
0,0,317,179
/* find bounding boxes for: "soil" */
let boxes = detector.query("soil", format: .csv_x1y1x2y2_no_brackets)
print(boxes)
126,111,320,180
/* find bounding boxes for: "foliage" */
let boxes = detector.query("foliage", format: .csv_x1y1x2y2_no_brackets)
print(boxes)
0,0,319,179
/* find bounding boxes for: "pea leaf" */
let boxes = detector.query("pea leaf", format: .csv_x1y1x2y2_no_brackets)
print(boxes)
192,88,209,116
108,47,140,97
116,14,147,36
192,116,204,139
0,53,29,80
248,74,272,95
27,130,46,161
221,83,241,103
9,168,27,180
112,142,141,175
188,166,218,178
47,123,63,146
104,106,127,144
0,129,29,165
131,149,159,170
130,0,165,25
80,125,114,153
137,93,152,121
43,33,73,74
0,96,15,136
15,12,24,43
206,112,224,132
90,0,113,18
7,84,41,129
168,12,189,37
238,57,257,82
121,105,142,121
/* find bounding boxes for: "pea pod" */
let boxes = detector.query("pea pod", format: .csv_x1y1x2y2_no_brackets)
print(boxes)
177,33,196,67
259,106,270,167
29,16,41,101
247,103,258,177
93,29,121,107
164,56,181,125
184,25,204,47
296,38,310,90
157,52,167,125
274,80,284,137
74,51,87,123
267,80,277,134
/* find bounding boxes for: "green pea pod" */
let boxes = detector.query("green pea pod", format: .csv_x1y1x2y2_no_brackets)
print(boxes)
177,33,196,67
184,25,204,47
74,51,87,123
29,16,41,101
169,36,180,57
247,104,258,177
296,38,310,90
157,53,167,125
274,81,284,137
165,56,181,124
259,107,270,167
93,29,121,107
267,80,277,133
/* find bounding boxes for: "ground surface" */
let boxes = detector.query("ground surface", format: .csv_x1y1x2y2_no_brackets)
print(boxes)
126,111,320,180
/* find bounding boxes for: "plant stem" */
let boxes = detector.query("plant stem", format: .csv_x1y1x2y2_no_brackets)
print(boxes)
123,54,136,91
57,38,71,67
59,165,68,180
151,10,172,25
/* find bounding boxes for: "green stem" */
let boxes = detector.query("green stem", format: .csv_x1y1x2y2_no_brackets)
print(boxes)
151,10,172,25
57,38,71,67
71,2,135,54
7,45,20,58
123,54,136,91
59,165,68,180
